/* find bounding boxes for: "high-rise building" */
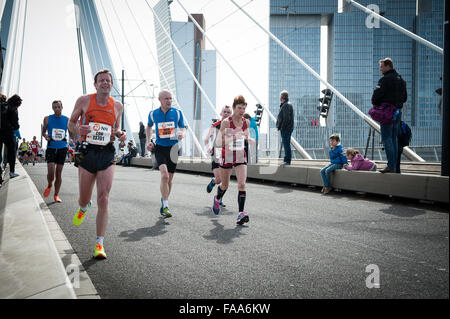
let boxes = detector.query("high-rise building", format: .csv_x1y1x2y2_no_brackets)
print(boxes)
268,0,443,157
153,0,216,156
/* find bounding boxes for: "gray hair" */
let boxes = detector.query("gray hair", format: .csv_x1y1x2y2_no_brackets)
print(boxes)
280,90,289,101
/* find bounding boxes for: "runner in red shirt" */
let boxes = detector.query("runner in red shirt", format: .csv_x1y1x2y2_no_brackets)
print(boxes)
211,95,254,225
30,136,40,166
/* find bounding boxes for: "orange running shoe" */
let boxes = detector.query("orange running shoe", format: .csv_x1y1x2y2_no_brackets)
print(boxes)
43,186,52,198
54,195,62,203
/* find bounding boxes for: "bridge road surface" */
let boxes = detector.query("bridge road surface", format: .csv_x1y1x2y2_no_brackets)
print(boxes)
25,163,448,299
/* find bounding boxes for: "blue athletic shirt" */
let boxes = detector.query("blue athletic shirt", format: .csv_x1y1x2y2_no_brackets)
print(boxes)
47,114,69,149
147,107,185,147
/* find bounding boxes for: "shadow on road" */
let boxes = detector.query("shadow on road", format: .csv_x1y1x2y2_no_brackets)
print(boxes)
118,218,168,242
273,187,293,194
196,207,233,218
203,219,246,244
379,205,426,218
82,257,105,271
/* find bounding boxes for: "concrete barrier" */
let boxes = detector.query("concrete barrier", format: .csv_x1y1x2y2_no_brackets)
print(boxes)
131,157,449,204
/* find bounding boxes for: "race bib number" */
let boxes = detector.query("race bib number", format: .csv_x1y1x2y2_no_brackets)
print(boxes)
233,137,245,151
31,144,37,149
86,122,112,146
52,128,66,141
158,121,175,139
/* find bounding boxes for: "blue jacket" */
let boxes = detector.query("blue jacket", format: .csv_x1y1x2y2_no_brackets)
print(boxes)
329,145,348,165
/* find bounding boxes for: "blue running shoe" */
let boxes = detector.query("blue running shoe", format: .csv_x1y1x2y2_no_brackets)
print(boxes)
236,212,249,225
212,196,221,215
206,178,215,193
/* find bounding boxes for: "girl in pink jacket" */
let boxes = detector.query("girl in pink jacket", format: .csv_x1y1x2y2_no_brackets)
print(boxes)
343,149,377,171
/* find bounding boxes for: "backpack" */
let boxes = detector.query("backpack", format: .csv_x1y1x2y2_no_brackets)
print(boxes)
398,75,407,105
368,102,397,124
398,121,412,147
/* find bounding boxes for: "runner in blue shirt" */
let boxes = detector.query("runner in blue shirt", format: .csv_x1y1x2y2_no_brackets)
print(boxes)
146,90,186,218
42,100,69,203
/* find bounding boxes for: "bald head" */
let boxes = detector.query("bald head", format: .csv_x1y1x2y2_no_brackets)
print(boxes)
158,90,173,109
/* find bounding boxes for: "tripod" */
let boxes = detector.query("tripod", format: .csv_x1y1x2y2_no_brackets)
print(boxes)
364,127,376,159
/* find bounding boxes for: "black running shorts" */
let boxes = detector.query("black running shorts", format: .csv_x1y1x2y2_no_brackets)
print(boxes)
154,144,178,173
45,148,68,165
76,143,115,174
211,159,220,170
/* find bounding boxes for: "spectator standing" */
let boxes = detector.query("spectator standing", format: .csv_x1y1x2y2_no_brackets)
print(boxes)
138,121,146,157
372,58,407,173
0,94,22,178
276,90,294,165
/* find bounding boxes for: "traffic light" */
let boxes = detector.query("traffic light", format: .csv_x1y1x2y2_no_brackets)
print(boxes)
254,103,264,126
317,88,333,118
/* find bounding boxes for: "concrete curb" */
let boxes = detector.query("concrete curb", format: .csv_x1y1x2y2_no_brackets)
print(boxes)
131,157,449,204
0,161,99,299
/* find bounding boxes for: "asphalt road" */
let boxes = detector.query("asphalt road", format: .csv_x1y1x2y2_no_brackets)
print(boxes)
25,163,449,299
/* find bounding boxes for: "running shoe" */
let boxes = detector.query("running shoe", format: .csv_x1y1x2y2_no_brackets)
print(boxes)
73,200,92,226
161,206,172,219
206,177,215,193
212,196,221,215
236,212,249,225
54,195,62,203
94,243,107,259
220,200,226,207
43,186,52,198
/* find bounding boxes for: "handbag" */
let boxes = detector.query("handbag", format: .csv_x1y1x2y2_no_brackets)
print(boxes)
368,102,396,124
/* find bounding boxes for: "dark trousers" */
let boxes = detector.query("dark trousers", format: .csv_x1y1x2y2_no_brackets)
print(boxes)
0,131,16,173
280,130,293,164
139,138,146,157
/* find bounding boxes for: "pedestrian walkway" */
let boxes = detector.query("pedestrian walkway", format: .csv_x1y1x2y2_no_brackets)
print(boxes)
0,161,98,299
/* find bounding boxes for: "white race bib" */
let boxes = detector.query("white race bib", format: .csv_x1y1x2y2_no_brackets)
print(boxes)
233,137,245,151
52,128,66,141
86,122,112,146
158,121,175,139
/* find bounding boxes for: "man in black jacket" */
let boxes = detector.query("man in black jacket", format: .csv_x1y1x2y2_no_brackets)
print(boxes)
372,58,407,173
0,94,22,180
276,90,294,165
138,121,146,157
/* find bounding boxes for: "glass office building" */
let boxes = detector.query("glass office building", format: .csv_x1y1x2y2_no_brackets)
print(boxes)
154,0,216,156
268,0,443,157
